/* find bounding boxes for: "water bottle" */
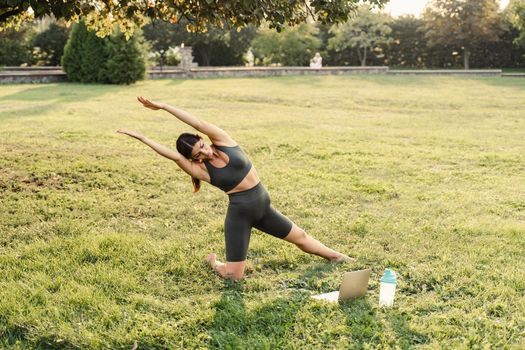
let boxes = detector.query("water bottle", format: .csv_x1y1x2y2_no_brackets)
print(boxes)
379,269,397,307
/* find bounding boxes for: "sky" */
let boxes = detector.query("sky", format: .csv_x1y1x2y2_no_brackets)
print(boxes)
384,0,511,17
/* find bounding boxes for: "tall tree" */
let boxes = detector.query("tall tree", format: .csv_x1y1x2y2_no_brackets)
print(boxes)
62,21,145,84
384,15,427,68
423,0,505,69
61,21,108,83
0,0,387,37
0,24,32,65
328,6,392,67
251,23,321,66
105,28,146,84
509,0,525,47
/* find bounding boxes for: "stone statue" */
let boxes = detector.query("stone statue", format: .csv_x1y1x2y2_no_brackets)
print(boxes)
309,52,322,68
244,48,255,67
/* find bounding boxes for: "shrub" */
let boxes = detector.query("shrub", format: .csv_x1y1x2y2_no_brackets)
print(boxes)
31,22,70,66
105,29,146,84
0,26,32,66
62,21,145,84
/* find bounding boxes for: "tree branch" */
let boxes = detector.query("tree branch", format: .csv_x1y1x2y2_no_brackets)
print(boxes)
0,7,24,23
303,0,316,21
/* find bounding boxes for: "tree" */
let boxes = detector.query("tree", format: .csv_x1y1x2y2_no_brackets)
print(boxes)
328,6,391,66
0,24,32,65
105,29,146,84
0,0,388,37
143,19,257,66
384,15,427,68
31,22,70,66
251,29,282,66
423,0,505,69
509,0,525,47
470,23,525,67
62,21,108,83
62,21,145,84
143,20,177,68
251,23,322,66
278,23,322,66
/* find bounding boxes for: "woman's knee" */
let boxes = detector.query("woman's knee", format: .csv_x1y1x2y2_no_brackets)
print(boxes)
284,225,308,246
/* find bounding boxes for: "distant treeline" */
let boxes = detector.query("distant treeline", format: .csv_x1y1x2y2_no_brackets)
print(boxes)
1,1,524,70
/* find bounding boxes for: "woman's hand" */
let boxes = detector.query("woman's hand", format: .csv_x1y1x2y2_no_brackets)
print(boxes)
137,96,165,110
116,129,144,141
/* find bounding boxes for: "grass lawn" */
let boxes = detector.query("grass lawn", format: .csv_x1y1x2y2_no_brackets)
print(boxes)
502,68,525,73
0,75,524,349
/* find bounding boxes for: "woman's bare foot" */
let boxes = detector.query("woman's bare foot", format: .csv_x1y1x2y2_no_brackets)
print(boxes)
331,253,355,263
205,252,231,278
205,252,217,267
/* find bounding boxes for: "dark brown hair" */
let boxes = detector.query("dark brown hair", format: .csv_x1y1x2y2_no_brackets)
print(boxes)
176,133,202,193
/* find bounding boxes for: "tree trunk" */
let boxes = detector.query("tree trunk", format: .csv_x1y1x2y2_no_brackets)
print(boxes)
159,53,166,71
201,49,210,66
357,47,367,67
463,47,470,70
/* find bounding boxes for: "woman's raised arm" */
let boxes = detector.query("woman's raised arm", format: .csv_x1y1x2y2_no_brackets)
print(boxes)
137,96,235,146
116,129,208,181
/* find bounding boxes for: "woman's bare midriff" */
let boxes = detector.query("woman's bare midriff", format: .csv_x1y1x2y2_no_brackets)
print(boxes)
226,166,260,194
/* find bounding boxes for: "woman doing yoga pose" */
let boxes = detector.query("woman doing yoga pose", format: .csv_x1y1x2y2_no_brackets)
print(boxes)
118,97,352,280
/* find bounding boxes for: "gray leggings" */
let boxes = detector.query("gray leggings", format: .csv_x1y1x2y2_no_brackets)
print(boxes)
225,183,293,262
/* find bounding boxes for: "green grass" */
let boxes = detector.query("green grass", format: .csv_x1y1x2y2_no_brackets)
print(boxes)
502,68,525,73
0,75,524,349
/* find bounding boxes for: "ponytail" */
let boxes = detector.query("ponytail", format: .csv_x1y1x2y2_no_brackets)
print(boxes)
191,177,201,193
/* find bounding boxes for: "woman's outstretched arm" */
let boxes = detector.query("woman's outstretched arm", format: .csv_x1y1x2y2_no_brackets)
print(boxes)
137,96,234,145
117,129,208,181
117,129,179,160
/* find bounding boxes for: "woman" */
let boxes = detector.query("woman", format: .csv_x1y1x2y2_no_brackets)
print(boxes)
118,96,352,280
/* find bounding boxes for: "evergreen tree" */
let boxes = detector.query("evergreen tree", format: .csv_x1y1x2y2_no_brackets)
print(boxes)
62,21,145,84
105,29,146,84
62,21,107,83
61,22,85,81
79,26,108,83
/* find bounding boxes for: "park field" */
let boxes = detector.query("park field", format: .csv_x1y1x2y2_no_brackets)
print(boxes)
0,75,524,349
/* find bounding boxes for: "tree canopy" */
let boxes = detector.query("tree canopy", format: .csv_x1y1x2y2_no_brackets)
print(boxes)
0,0,387,37
423,0,505,69
328,5,392,66
509,0,525,46
252,23,321,66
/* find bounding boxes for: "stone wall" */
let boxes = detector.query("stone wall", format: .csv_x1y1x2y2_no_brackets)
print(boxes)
147,66,389,79
388,69,502,76
0,71,67,84
2,66,522,84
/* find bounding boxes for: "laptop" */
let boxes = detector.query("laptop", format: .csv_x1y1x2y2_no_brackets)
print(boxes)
311,269,371,303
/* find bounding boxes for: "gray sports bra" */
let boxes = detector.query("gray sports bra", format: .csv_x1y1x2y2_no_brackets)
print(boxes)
204,144,253,192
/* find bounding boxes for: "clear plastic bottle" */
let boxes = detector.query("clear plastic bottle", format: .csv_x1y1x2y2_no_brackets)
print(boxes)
379,269,397,307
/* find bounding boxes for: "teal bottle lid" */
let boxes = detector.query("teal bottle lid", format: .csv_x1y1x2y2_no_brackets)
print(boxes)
380,269,397,284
